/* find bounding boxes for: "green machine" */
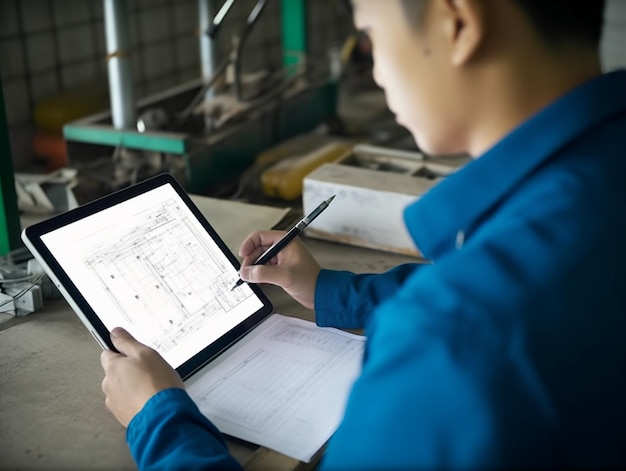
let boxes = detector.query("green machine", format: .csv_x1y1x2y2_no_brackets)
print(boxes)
63,0,339,195
0,79,21,256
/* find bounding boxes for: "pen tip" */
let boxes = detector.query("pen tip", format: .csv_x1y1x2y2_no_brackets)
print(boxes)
328,195,336,203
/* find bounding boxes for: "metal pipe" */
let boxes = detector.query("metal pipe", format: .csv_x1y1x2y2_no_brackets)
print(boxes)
281,0,307,73
199,0,218,83
104,0,136,129
0,80,20,256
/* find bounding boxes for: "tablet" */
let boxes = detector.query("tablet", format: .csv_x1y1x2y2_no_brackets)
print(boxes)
22,173,274,379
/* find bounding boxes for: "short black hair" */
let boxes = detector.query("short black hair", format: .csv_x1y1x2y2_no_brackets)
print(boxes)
399,0,605,48
512,0,605,48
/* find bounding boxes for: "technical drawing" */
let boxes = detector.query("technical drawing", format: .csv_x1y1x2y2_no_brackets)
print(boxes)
82,199,250,352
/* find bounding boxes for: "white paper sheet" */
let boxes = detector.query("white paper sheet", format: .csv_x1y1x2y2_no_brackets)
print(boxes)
185,314,364,462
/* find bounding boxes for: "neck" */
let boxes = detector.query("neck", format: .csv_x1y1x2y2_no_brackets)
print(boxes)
465,46,602,157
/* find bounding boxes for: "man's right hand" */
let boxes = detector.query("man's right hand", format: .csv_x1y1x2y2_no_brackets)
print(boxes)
238,230,321,310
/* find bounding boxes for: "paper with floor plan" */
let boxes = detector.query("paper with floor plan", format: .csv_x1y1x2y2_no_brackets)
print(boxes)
185,313,365,462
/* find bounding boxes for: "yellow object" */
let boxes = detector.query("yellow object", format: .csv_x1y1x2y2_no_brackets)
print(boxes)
34,83,108,134
341,34,359,64
261,142,353,201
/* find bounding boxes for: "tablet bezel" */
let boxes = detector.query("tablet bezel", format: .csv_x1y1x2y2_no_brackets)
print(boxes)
22,173,274,380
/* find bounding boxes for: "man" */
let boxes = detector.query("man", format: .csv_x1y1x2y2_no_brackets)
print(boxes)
101,0,626,468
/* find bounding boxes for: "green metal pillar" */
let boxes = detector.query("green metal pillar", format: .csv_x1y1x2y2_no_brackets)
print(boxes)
281,0,307,71
0,80,21,256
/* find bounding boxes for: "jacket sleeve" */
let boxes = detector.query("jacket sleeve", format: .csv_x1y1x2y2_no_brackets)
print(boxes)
314,263,424,330
127,388,243,471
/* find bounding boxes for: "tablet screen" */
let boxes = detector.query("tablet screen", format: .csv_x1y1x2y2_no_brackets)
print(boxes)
28,175,272,377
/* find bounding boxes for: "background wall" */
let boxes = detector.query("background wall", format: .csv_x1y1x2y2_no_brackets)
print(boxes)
1,0,625,170
0,0,352,169
602,0,626,71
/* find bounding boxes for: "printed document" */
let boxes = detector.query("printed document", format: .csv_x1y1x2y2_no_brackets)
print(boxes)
186,314,365,462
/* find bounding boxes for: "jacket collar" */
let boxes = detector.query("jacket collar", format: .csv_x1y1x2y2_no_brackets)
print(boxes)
405,70,626,260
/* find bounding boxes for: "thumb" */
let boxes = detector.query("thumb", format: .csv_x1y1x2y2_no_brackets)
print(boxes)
110,327,141,356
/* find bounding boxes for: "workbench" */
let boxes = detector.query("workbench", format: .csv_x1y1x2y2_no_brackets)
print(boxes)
0,203,421,470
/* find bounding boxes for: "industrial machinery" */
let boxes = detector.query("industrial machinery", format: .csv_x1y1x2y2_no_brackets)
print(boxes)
63,0,341,196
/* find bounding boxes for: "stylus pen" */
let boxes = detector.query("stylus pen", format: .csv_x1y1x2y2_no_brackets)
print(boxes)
231,195,336,290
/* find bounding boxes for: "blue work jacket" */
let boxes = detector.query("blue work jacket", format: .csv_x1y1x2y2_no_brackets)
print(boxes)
127,70,626,470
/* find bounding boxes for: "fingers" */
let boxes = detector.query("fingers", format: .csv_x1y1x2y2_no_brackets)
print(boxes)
239,230,285,257
100,349,117,369
109,327,142,356
239,264,290,287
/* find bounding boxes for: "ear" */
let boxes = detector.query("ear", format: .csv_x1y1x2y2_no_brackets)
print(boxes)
439,0,486,66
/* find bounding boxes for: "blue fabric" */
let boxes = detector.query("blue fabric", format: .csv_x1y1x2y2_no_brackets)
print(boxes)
314,264,424,329
127,388,242,471
127,70,626,469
